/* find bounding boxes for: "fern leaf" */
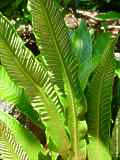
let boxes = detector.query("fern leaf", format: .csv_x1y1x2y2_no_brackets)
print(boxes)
0,110,43,160
29,0,84,158
0,121,29,160
86,37,115,148
0,65,39,122
29,0,80,97
0,13,69,156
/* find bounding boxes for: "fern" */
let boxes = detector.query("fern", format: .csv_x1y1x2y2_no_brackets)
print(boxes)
0,121,29,160
0,0,118,159
29,0,80,97
0,12,69,157
29,0,86,159
86,35,115,159
0,65,39,123
0,110,44,160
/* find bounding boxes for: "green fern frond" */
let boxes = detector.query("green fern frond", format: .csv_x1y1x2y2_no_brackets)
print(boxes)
86,37,115,148
0,121,29,160
29,0,81,98
0,110,44,160
0,13,69,156
29,0,84,158
0,65,39,122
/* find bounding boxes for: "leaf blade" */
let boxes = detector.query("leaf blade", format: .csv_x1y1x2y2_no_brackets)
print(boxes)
0,12,69,156
0,65,39,122
86,37,115,148
0,110,43,160
29,1,83,158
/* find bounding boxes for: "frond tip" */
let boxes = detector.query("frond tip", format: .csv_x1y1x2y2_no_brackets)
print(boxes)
29,0,81,98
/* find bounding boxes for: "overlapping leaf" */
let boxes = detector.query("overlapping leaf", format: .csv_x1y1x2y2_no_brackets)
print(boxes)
71,20,92,90
29,0,83,158
0,13,69,156
87,136,112,160
29,0,81,98
0,65,39,122
86,36,115,148
0,110,43,160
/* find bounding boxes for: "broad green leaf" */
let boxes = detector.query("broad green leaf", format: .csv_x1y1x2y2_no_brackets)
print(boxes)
92,32,113,67
29,0,83,158
87,136,112,160
71,20,92,90
0,110,44,160
71,27,113,91
111,108,120,159
0,65,39,122
86,37,115,148
96,11,120,20
0,13,69,156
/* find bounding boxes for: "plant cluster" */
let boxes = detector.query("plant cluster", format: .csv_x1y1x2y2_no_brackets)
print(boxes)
0,0,120,160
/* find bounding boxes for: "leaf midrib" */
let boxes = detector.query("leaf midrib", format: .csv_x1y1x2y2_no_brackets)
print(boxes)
40,1,79,156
